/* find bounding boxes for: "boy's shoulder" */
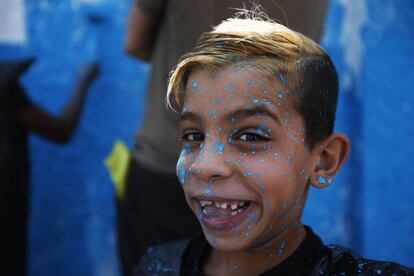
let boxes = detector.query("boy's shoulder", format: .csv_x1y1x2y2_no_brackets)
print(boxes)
132,237,191,276
317,244,414,276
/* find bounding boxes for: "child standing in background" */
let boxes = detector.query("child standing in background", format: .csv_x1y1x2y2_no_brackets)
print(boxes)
0,59,99,276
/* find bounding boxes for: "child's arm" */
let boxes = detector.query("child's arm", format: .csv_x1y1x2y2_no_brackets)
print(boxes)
124,1,161,62
16,63,100,143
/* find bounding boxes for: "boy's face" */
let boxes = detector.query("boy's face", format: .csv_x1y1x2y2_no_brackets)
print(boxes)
177,65,318,251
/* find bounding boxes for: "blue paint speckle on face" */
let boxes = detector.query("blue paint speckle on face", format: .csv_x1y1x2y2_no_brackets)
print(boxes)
214,141,224,155
209,236,218,248
215,127,223,135
247,79,254,87
284,118,289,125
278,93,283,99
180,167,186,186
204,187,213,195
181,143,191,154
192,80,201,93
278,241,286,256
228,128,238,144
176,144,191,186
223,82,236,92
318,176,327,184
245,225,251,237
263,98,271,105
248,212,254,222
257,125,265,136
248,212,259,225
279,73,286,86
244,171,253,177
251,97,259,105
197,211,203,221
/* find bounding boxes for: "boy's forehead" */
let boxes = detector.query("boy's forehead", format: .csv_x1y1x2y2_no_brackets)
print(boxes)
182,65,294,119
186,65,271,88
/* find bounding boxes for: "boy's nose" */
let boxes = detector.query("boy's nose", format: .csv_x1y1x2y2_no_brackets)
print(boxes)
189,141,232,182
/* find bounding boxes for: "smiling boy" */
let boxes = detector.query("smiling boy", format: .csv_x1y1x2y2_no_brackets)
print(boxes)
134,14,414,276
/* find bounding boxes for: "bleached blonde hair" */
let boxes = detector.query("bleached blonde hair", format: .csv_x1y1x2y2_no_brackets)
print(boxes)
167,14,326,105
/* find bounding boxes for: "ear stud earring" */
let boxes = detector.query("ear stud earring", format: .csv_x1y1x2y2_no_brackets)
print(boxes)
318,175,334,185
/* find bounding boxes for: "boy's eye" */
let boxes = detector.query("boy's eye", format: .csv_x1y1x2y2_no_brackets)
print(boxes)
182,131,204,142
237,131,268,142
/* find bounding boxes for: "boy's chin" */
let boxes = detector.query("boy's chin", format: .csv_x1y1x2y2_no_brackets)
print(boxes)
203,228,256,252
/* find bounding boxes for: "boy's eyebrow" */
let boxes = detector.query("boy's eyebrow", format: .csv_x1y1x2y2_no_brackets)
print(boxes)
180,106,281,125
227,106,281,124
180,111,202,124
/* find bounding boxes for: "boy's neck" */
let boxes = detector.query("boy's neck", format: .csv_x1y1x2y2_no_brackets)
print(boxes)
203,223,306,276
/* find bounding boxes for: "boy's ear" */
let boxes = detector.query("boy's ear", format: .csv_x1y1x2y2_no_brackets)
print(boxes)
310,133,350,189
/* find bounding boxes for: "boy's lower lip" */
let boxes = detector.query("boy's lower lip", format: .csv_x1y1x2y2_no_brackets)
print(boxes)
200,203,255,233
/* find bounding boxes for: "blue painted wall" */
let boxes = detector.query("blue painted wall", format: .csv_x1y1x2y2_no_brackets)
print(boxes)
0,0,413,275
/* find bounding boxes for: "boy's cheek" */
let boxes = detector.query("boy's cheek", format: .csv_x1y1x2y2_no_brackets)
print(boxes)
176,149,192,186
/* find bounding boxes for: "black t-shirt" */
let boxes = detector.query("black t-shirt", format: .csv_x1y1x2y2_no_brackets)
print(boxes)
135,226,414,275
180,226,327,276
0,59,33,203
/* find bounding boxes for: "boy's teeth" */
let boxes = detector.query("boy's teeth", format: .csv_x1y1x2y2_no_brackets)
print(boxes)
200,199,248,209
231,211,238,216
200,200,212,207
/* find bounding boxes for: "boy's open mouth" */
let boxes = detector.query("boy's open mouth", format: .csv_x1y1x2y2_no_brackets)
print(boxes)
196,198,254,232
200,200,250,218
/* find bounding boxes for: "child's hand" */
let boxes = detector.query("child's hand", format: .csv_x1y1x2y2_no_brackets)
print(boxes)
77,62,100,88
